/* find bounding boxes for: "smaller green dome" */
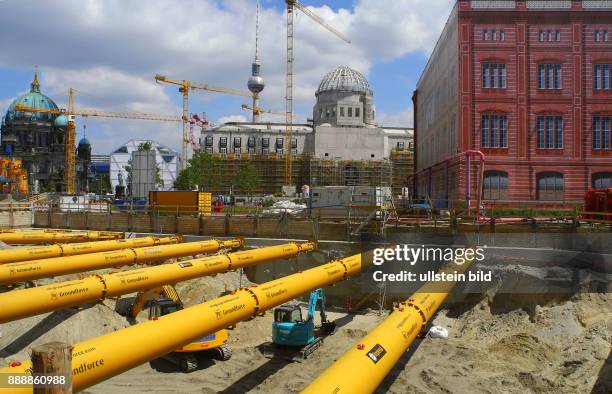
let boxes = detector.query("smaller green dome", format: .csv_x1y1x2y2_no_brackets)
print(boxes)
78,137,91,146
54,114,69,127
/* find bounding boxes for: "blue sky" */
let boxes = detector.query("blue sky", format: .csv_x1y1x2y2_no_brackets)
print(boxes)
0,0,453,154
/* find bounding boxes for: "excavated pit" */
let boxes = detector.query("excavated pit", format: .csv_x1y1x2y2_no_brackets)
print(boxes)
0,237,609,393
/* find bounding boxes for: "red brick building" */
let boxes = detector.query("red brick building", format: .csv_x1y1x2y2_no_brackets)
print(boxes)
413,0,612,207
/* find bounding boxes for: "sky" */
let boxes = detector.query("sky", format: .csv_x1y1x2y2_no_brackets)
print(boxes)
0,0,455,154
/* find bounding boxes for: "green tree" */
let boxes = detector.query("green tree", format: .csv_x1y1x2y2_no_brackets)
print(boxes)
90,173,111,194
174,151,221,191
233,163,261,198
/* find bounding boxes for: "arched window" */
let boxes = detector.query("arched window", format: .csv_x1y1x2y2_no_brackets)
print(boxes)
592,172,612,189
483,171,508,200
537,172,564,201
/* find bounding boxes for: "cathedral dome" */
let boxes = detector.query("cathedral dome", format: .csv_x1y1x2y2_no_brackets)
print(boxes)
4,72,59,124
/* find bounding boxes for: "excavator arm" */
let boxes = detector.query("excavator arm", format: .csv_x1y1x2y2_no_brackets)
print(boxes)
130,285,181,318
306,288,327,323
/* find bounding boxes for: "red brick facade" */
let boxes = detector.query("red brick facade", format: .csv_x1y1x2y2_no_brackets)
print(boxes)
414,0,612,207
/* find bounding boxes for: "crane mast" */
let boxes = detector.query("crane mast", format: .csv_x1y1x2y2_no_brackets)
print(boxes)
284,0,350,189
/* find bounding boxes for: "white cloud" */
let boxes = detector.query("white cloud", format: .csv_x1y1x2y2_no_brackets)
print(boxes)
216,114,247,124
0,0,453,153
377,108,414,128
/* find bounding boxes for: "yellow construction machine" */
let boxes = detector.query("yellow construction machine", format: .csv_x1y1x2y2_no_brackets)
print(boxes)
127,285,232,372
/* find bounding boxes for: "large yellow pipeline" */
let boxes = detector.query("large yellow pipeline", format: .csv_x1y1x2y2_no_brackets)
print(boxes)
0,230,123,245
0,238,242,285
302,257,475,394
0,251,368,393
0,242,315,323
0,236,180,265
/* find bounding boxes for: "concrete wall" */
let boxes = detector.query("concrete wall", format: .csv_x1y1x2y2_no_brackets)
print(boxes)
32,210,349,241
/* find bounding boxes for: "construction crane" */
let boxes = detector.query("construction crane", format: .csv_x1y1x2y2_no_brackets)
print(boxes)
154,74,251,169
284,0,351,187
189,113,214,152
14,97,181,195
240,104,289,118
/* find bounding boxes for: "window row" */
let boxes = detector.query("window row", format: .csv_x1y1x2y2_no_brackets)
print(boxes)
480,114,611,150
538,30,561,42
319,106,361,119
483,171,612,201
594,64,611,90
483,29,505,41
395,141,414,150
202,135,297,154
480,63,612,91
595,30,610,42
480,114,560,149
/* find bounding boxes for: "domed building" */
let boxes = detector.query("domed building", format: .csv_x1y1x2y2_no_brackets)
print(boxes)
313,66,375,127
198,65,413,195
1,72,68,192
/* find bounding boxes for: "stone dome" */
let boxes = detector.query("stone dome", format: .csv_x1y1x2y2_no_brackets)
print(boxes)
316,66,372,95
4,72,59,124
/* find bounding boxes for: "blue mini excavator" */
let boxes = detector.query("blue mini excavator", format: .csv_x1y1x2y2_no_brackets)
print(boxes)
263,288,336,361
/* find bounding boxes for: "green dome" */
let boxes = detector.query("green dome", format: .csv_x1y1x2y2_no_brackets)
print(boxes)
4,72,59,123
54,114,69,127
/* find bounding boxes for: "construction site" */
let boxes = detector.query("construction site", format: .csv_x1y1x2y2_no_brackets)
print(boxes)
0,0,611,393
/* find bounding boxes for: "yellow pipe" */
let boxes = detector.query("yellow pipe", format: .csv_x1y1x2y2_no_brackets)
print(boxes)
302,257,475,394
0,231,123,245
0,251,368,393
0,238,242,285
0,241,315,323
0,236,180,265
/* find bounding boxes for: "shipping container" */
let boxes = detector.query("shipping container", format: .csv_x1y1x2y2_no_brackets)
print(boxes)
149,191,212,216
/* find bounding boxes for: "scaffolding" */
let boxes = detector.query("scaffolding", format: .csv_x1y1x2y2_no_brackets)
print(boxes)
390,148,413,195
200,150,414,196
309,159,392,189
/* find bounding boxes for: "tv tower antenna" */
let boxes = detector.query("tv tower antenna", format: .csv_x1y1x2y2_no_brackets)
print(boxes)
247,0,265,123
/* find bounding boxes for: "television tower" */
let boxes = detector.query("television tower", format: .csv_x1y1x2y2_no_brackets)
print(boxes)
247,0,265,123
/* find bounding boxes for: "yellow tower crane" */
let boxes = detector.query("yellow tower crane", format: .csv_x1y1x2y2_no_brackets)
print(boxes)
153,74,251,169
284,0,350,187
15,96,181,195
240,104,291,119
